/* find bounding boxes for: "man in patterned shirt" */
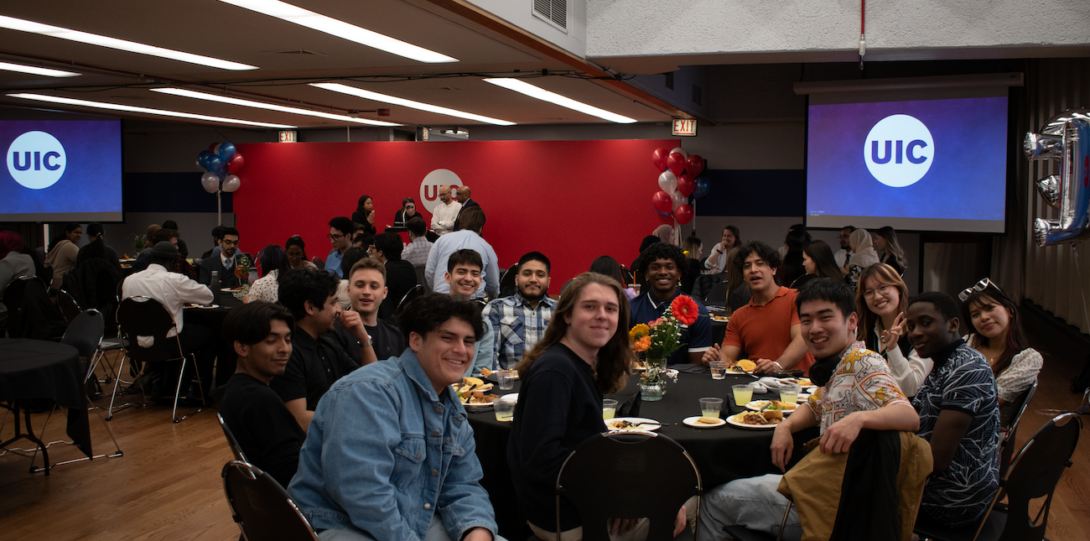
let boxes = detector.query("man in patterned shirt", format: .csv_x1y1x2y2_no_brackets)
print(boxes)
401,217,433,268
906,292,1000,528
699,278,920,541
483,252,557,370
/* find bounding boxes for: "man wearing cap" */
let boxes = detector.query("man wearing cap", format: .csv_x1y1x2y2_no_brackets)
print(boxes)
122,241,219,397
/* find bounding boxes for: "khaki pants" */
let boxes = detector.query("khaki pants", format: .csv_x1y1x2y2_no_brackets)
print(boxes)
528,519,650,541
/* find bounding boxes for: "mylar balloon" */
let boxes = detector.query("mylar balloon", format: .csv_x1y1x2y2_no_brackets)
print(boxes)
218,142,237,162
652,191,673,214
686,154,705,177
666,152,686,177
201,172,220,193
658,171,678,195
669,147,688,160
674,204,693,225
671,191,687,210
1026,109,1090,246
677,174,695,197
693,176,711,199
222,174,241,193
228,152,245,172
652,148,670,172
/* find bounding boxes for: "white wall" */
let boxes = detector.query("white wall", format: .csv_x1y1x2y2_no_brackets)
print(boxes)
467,0,587,57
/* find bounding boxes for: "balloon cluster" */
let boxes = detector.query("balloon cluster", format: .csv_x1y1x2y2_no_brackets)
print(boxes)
1026,109,1090,246
197,142,246,194
650,147,710,225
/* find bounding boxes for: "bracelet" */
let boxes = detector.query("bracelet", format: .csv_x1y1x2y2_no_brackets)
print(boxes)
361,338,373,349
772,361,783,371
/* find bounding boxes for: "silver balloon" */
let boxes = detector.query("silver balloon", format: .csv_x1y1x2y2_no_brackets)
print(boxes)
201,172,220,194
1035,175,1061,209
671,191,687,210
222,174,241,193
1026,109,1090,246
658,171,678,195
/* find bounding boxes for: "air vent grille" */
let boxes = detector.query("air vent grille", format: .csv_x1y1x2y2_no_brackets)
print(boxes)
533,0,567,30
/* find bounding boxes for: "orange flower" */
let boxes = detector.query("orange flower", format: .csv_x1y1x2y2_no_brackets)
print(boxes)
632,336,652,353
670,295,699,326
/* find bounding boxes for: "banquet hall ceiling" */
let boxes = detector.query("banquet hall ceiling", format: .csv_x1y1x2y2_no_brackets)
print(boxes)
0,0,677,128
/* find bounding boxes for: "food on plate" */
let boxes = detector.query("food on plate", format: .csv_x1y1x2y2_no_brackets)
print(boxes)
608,419,653,430
695,417,721,425
733,359,757,372
230,286,244,291
798,378,812,387
735,412,782,426
762,410,784,421
480,367,493,376
457,377,492,395
460,391,498,405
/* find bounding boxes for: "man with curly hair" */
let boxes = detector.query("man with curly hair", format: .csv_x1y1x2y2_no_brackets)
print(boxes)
628,242,712,364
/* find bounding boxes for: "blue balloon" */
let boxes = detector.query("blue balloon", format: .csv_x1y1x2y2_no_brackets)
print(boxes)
218,142,237,162
693,176,711,199
197,150,215,170
207,155,225,176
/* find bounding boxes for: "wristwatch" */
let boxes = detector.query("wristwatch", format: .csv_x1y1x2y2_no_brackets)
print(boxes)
361,338,373,349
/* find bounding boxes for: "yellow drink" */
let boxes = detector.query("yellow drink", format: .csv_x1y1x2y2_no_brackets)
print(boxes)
732,386,753,405
701,409,720,419
495,410,514,422
780,391,799,404
602,408,616,420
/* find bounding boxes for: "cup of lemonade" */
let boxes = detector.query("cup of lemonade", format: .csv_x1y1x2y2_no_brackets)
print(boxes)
602,399,618,420
732,384,754,405
699,397,724,419
780,382,801,405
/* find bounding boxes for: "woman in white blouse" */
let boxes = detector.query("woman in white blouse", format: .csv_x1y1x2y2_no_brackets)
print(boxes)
960,278,1043,427
245,245,291,303
855,263,933,397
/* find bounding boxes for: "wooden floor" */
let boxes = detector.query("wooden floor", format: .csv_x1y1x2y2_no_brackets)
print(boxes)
1,347,1088,541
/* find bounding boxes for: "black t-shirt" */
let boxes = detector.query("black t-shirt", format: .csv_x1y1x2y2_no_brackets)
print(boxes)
331,315,407,364
270,328,359,411
507,343,605,531
218,373,306,487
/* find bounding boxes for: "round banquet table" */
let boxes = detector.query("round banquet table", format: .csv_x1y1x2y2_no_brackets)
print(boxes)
465,366,819,538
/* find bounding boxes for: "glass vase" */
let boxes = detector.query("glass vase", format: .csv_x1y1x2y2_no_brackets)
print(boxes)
639,356,668,401
640,381,664,401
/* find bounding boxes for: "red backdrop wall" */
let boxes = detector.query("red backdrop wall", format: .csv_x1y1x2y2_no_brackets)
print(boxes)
234,139,678,293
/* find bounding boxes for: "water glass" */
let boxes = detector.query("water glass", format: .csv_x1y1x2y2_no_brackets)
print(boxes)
710,361,727,380
494,399,515,422
602,398,618,420
732,384,754,405
699,397,724,419
497,370,515,390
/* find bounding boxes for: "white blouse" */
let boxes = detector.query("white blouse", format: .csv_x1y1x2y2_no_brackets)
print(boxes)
965,334,1044,403
877,323,934,397
248,269,280,303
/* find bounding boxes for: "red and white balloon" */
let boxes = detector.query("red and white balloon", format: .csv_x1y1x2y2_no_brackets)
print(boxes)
649,147,707,223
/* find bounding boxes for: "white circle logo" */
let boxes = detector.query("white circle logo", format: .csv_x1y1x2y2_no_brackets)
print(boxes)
419,169,463,213
863,114,934,188
7,131,66,190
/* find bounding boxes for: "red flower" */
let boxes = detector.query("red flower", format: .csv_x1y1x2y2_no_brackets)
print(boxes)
670,295,699,325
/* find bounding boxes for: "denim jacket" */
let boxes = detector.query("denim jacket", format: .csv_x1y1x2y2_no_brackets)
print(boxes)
288,349,498,540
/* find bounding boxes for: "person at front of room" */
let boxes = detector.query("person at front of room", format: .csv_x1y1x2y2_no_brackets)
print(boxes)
629,243,712,365
702,242,814,374
285,235,317,270
270,268,375,432
906,292,1000,528
833,225,855,270
704,225,741,274
403,217,434,268
698,278,919,541
509,272,688,541
198,227,242,289
45,222,81,290
444,249,495,376
218,301,304,488
845,229,880,291
452,185,483,232
431,185,462,236
351,195,376,236
857,263,933,397
326,217,354,279
425,207,499,299
789,240,843,290
288,294,501,541
393,197,418,226
483,251,557,370
372,232,417,320
333,258,406,365
959,278,1042,428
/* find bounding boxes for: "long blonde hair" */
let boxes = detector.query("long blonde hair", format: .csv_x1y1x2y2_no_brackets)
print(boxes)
516,272,632,394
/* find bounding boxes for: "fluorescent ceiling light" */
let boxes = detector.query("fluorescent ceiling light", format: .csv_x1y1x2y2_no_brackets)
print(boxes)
482,78,636,123
7,93,294,128
151,88,401,126
218,0,456,63
311,82,515,126
0,61,79,77
0,15,256,70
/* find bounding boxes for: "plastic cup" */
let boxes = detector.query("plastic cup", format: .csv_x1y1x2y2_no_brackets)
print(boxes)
732,384,754,405
494,399,515,422
710,361,727,380
700,397,724,419
602,399,618,420
780,382,800,405
497,370,515,390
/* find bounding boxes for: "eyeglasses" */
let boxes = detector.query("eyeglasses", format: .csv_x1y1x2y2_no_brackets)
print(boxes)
863,284,892,300
328,233,344,240
959,277,1001,302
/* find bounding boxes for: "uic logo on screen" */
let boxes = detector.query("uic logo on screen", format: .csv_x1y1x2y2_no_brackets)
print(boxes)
863,114,934,188
7,131,66,190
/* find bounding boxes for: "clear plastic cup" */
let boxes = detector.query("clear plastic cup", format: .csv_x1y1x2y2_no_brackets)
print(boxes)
494,399,515,422
780,382,800,405
602,398,618,420
732,384,754,405
497,370,515,390
710,361,727,380
700,397,724,419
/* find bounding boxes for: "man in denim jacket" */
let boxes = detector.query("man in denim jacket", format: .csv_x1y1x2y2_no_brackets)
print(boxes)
289,293,501,541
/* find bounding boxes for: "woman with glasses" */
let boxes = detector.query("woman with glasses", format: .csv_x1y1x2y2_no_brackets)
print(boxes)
285,235,317,270
856,263,933,396
960,278,1042,427
393,197,418,226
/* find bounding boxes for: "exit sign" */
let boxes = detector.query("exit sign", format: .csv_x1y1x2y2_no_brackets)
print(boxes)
278,130,297,143
672,119,697,137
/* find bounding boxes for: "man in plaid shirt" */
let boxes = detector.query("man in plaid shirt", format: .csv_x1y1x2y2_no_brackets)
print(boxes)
483,252,557,370
401,217,433,268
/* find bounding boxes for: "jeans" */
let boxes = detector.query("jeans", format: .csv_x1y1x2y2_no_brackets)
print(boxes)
697,475,801,541
318,514,507,541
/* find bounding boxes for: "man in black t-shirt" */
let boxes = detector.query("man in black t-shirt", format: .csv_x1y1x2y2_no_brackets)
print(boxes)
271,268,376,432
218,301,304,487
334,257,406,364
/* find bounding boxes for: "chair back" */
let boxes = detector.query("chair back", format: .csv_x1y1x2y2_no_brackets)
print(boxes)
559,278,574,299
557,432,701,541
999,379,1038,479
704,281,729,306
116,296,184,364
61,309,104,361
217,413,250,463
499,263,518,298
311,257,324,270
396,284,424,315
57,289,83,322
413,265,426,287
1,274,35,316
221,461,320,541
619,265,634,288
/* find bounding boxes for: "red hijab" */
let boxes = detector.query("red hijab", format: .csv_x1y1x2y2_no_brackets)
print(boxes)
0,231,24,260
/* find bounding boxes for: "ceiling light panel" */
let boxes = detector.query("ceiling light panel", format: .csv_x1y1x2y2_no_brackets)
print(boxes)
7,93,294,128
482,78,636,123
218,0,457,63
151,88,401,126
311,82,515,126
0,15,257,70
0,60,79,77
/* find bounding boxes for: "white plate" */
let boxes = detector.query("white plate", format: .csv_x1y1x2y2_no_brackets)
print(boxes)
497,393,518,404
744,400,796,414
683,416,725,428
462,400,494,409
607,417,661,431
726,412,781,429
797,394,812,403
195,304,220,309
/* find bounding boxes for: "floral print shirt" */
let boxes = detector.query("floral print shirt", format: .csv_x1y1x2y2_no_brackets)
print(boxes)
807,341,913,434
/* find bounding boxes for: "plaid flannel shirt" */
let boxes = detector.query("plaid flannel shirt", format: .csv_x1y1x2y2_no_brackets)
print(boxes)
482,293,557,370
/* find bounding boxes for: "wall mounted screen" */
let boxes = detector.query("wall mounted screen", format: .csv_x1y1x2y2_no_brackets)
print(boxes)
0,120,122,221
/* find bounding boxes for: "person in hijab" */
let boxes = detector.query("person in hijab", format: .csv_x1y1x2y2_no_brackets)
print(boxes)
653,224,676,245
351,195,376,235
845,229,881,292
0,231,36,316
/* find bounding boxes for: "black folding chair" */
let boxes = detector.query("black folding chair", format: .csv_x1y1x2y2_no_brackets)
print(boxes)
499,263,518,298
1,275,43,336
999,379,1038,479
914,412,1082,541
217,413,250,463
396,284,424,316
555,431,701,541
704,281,729,306
222,460,320,541
310,257,324,270
56,289,83,323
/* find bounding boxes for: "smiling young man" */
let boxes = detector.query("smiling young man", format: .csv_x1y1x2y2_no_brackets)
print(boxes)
628,242,712,364
906,292,1000,528
703,241,814,374
699,278,919,541
332,258,406,365
326,216,354,278
445,249,495,376
288,294,500,541
218,301,304,487
484,252,557,370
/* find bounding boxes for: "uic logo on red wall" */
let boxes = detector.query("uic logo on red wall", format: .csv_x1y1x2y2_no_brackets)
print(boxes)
420,169,463,213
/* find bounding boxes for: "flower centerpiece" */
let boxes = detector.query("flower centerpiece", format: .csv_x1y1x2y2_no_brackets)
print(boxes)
629,295,701,401
232,254,253,299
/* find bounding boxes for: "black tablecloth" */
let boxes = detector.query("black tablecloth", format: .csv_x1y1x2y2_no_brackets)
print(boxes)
0,339,91,456
183,305,235,388
467,366,819,537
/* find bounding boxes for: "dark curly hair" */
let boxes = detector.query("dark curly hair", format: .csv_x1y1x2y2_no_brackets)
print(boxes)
638,242,688,282
277,267,341,321
733,241,782,273
396,293,484,343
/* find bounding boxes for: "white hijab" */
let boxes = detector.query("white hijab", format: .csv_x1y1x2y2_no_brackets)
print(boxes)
848,229,881,268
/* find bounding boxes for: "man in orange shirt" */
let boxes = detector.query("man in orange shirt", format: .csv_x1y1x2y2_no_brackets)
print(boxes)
702,241,814,374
